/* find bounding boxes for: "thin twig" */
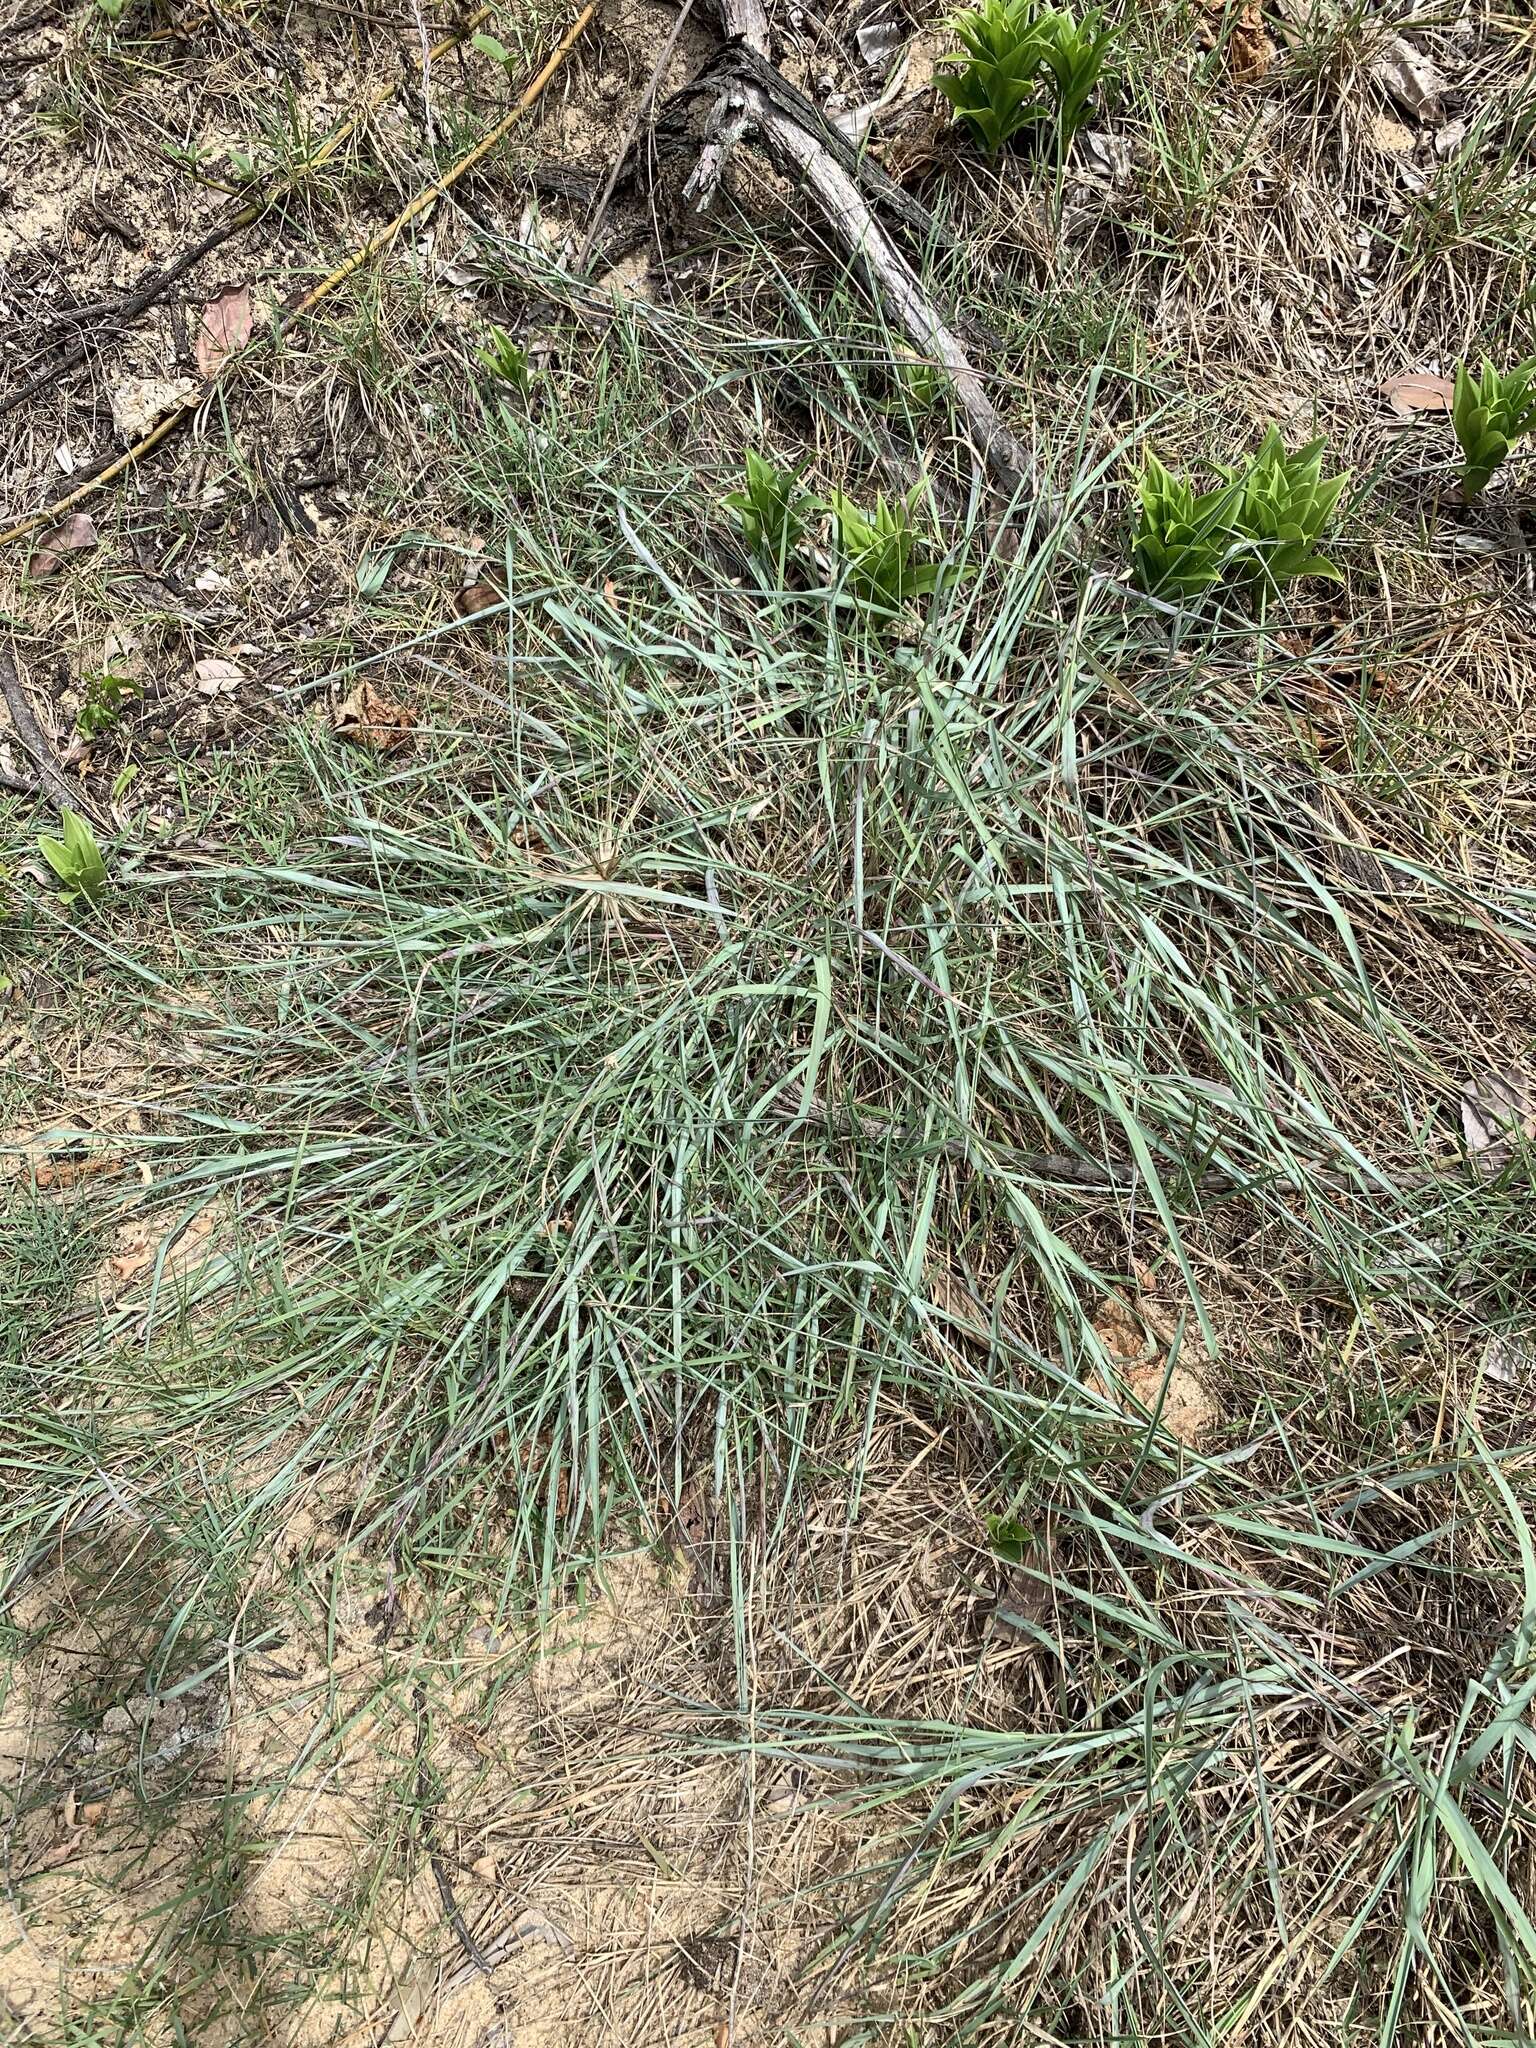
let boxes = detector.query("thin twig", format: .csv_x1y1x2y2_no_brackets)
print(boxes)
0,7,596,554
28,214,259,342
411,1685,494,1975
410,0,438,149
1,8,59,36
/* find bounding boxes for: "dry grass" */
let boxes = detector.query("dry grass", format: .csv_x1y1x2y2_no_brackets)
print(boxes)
4,0,1536,2043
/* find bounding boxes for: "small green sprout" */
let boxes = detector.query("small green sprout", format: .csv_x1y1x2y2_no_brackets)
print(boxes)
1228,428,1347,604
724,451,808,565
985,1514,1032,1565
1132,452,1244,605
37,809,107,907
476,327,534,394
1132,429,1346,611
894,348,949,414
1036,5,1115,144
470,30,513,67
937,0,1116,155
937,0,1051,155
1452,358,1536,501
827,487,958,616
76,672,137,741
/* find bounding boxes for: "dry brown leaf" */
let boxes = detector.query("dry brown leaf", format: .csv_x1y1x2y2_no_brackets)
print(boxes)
109,374,196,441
32,511,98,576
1382,371,1455,416
452,581,503,622
1117,1361,1219,1447
1197,0,1274,80
109,1205,220,1290
33,1152,124,1190
102,624,140,678
1485,1336,1536,1389
194,656,246,697
926,1261,990,1334
1227,1,1275,81
1091,1292,1153,1367
511,1906,574,1953
23,1835,82,1876
594,249,653,303
333,681,416,752
195,284,254,378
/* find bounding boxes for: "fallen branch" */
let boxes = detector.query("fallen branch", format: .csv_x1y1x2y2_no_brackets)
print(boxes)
411,1684,494,1977
670,39,967,260
575,0,699,273
0,6,595,553
677,8,1058,521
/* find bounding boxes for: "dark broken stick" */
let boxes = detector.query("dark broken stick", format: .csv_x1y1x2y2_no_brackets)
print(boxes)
0,652,98,820
574,0,699,273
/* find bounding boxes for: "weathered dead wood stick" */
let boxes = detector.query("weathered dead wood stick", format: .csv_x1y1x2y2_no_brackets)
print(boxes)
748,93,1046,505
683,4,1058,522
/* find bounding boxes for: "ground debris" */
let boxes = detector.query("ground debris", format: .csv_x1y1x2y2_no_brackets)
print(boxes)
334,680,417,751
1370,32,1446,123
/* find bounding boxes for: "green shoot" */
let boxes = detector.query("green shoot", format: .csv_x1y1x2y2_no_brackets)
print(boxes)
937,0,1116,155
77,672,137,741
937,0,1052,155
827,487,957,616
985,1514,1032,1564
37,808,107,907
1230,427,1348,603
894,349,949,414
1132,451,1245,604
476,327,534,394
724,451,808,565
1037,5,1116,144
1132,430,1346,610
1452,358,1536,500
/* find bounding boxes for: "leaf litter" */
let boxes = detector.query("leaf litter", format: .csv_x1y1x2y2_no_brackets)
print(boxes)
334,680,416,750
30,512,98,576
193,283,254,377
1383,371,1456,415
